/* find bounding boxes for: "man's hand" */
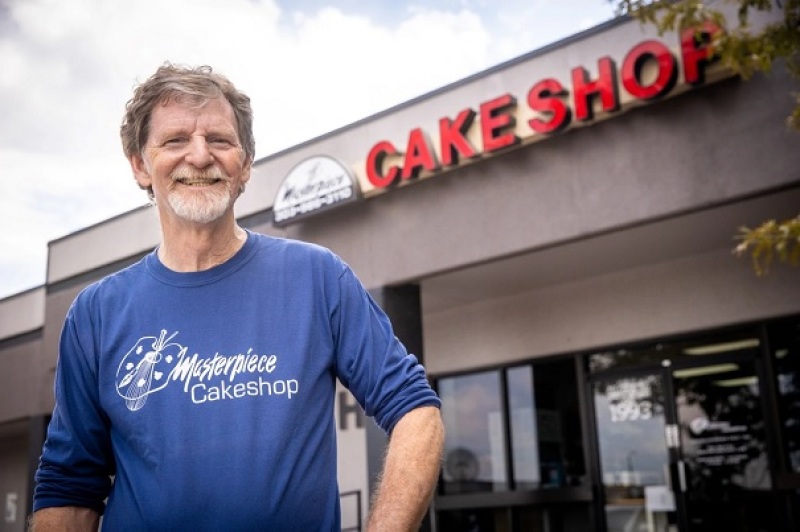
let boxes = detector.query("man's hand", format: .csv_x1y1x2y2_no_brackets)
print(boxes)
367,405,445,531
28,506,100,532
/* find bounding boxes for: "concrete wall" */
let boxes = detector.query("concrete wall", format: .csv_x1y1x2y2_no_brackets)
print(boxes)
423,244,800,375
0,289,44,341
0,289,45,424
278,68,800,289
0,434,27,532
0,338,42,423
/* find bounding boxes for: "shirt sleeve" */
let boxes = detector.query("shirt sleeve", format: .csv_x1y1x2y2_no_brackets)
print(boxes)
332,260,441,433
34,295,114,514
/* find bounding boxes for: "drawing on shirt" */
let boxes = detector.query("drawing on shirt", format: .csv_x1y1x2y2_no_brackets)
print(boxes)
116,329,300,411
116,330,184,411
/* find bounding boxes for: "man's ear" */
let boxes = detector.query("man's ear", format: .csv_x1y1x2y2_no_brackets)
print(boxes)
128,153,152,191
241,156,252,185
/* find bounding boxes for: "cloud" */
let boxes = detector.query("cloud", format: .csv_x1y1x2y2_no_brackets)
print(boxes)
0,0,613,298
0,147,144,294
0,0,497,297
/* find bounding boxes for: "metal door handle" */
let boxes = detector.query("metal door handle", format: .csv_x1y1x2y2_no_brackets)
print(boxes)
677,460,686,493
665,424,679,448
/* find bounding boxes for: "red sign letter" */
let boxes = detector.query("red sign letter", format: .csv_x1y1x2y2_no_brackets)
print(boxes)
681,21,722,85
622,40,677,100
402,128,439,180
480,93,520,153
527,78,571,134
572,57,619,121
366,141,401,189
439,108,477,167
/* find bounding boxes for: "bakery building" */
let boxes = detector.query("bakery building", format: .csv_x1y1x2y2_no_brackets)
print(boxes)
1,10,799,532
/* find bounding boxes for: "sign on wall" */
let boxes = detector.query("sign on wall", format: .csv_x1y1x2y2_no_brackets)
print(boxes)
354,22,727,196
272,155,359,226
272,23,728,226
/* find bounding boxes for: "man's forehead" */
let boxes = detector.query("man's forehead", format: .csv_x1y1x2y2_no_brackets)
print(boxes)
150,96,237,129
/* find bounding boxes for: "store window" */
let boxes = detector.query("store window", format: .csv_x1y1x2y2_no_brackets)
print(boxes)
588,328,761,374
439,370,508,494
508,366,539,489
768,317,800,474
437,359,585,495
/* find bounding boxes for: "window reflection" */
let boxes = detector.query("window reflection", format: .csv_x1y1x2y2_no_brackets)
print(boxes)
531,360,586,488
439,371,508,494
507,366,540,488
438,360,586,495
588,329,760,373
768,318,800,473
675,361,771,496
594,375,669,493
593,374,673,532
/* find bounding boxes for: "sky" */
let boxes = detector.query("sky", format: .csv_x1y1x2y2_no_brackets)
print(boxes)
0,0,617,299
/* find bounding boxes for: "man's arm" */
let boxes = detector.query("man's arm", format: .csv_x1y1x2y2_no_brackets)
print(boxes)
28,507,100,532
367,405,445,531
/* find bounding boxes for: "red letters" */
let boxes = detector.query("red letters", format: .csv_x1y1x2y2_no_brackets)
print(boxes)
480,93,520,153
572,57,619,121
401,128,439,180
362,32,722,191
366,141,400,188
439,109,477,166
681,21,722,85
622,40,678,99
528,78,571,134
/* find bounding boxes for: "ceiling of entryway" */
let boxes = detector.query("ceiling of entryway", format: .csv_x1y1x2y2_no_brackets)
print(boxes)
421,186,800,313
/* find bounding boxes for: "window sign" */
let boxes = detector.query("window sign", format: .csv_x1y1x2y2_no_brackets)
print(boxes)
606,377,658,423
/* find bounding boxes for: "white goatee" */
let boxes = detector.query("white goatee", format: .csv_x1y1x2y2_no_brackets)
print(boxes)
167,166,233,224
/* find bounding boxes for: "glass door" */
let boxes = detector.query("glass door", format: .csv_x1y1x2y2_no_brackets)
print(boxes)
592,357,778,532
593,372,678,532
671,359,776,531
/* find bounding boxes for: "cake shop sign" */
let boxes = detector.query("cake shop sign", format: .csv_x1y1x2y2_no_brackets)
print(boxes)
354,23,726,196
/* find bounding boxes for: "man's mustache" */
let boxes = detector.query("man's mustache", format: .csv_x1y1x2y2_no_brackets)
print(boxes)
170,166,229,182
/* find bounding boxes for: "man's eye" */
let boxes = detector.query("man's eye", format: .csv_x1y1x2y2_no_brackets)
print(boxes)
209,137,233,146
165,138,187,146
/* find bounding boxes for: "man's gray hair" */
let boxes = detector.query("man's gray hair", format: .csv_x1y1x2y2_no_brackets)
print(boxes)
120,62,255,167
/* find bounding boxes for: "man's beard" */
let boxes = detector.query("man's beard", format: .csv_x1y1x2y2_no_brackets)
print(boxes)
167,166,234,224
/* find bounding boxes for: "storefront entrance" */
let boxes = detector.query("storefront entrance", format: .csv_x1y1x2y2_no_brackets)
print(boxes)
591,340,779,531
432,318,799,531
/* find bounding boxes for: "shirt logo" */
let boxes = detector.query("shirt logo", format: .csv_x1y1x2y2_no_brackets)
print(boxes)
116,330,299,411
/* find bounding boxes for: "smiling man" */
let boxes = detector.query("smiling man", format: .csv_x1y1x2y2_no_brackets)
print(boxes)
29,64,444,532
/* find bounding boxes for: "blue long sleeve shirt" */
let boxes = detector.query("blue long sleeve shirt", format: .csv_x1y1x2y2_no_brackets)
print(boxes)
34,231,440,530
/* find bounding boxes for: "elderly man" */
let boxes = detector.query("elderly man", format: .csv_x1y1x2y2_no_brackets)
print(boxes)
30,64,444,531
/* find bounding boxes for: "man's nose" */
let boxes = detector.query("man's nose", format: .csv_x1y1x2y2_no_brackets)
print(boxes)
184,137,214,168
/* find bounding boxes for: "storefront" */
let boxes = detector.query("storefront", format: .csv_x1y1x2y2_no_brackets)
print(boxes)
1,10,798,532
434,317,800,531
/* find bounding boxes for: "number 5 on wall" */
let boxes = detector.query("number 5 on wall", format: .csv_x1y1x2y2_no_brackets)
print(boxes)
4,492,17,523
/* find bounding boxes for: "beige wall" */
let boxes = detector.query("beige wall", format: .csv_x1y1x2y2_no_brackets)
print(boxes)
0,434,27,532
0,289,43,341
0,339,41,423
423,244,800,375
276,70,800,290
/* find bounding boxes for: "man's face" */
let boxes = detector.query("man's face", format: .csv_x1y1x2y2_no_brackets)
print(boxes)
129,96,251,225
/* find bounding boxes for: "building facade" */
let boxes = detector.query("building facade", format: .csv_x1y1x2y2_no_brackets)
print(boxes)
1,12,799,532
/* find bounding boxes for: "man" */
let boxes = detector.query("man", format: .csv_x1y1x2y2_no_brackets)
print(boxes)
31,64,444,531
